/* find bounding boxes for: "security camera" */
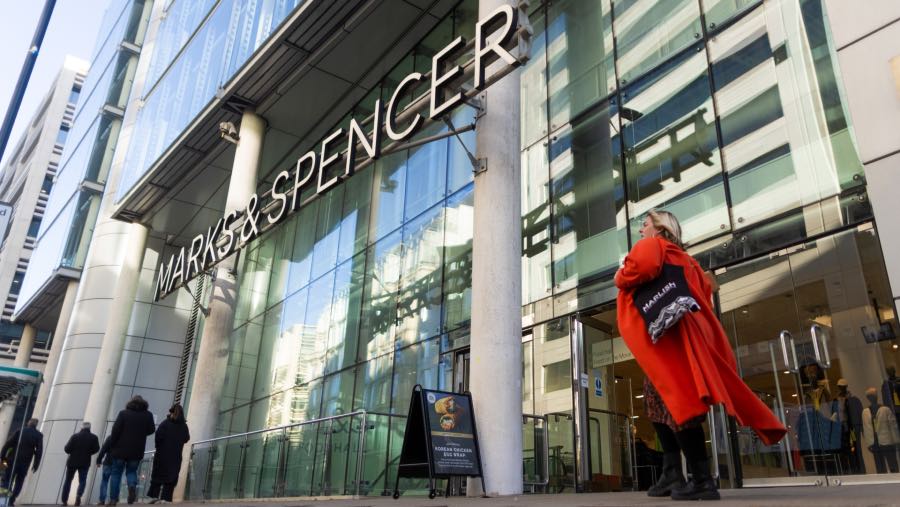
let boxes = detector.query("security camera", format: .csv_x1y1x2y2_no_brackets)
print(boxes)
219,121,239,144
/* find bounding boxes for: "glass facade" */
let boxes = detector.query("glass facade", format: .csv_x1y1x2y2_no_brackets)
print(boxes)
182,0,896,498
117,0,306,201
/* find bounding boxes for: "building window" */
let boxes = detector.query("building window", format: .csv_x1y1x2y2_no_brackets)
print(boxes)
27,217,41,238
56,125,70,146
69,85,81,105
41,174,53,195
8,272,24,296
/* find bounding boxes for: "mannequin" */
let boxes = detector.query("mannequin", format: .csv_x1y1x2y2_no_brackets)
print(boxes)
834,379,864,474
861,387,900,473
882,366,900,432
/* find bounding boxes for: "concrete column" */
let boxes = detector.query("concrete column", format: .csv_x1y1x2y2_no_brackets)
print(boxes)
174,109,264,501
468,0,523,496
0,324,38,444
82,222,149,431
31,280,79,423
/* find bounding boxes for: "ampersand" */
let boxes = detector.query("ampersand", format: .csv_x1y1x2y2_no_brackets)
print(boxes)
241,194,260,245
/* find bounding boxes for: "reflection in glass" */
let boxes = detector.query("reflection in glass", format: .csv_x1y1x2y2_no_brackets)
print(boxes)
441,187,473,333
551,105,628,292
397,204,445,346
547,0,615,131
613,0,702,83
620,45,729,245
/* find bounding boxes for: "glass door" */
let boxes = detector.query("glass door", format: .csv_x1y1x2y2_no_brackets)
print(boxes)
717,225,900,486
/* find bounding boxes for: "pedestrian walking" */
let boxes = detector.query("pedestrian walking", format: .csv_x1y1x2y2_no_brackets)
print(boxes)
107,395,155,505
96,436,114,506
616,211,786,501
61,422,100,506
0,418,43,506
147,404,190,504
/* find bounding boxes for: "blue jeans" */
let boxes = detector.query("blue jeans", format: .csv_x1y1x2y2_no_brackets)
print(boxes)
108,458,140,501
98,464,113,503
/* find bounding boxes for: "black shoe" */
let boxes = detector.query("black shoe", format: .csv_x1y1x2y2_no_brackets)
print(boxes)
127,486,137,505
647,452,686,497
76,496,82,506
672,458,720,501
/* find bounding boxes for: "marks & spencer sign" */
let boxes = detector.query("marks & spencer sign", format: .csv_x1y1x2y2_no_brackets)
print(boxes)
155,4,531,301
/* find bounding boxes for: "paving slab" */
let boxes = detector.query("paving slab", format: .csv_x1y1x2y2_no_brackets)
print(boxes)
29,484,900,507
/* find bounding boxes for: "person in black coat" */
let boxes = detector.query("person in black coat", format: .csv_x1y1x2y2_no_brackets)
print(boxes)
1,418,43,506
148,404,190,503
61,422,100,505
108,395,155,505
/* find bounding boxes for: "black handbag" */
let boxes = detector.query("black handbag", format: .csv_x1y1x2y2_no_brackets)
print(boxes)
633,263,700,343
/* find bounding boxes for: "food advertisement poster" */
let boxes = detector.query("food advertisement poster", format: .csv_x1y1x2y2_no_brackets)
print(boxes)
424,390,479,476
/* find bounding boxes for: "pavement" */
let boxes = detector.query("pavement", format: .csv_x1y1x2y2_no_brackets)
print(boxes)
39,484,899,507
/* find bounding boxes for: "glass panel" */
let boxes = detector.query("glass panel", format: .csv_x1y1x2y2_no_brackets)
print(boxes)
703,0,759,30
613,0,702,84
369,151,407,243
522,141,552,304
312,186,344,280
547,0,616,132
286,200,318,296
404,123,448,221
620,44,729,245
441,186,474,333
397,204,445,346
283,421,320,496
709,3,865,231
337,164,373,264
355,353,393,414
550,104,628,293
325,254,366,373
303,271,336,381
446,106,476,196
357,413,390,495
358,231,402,360
520,7,548,149
266,217,296,309
392,339,441,414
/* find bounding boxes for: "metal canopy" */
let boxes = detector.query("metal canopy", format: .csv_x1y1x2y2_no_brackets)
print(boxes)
112,0,456,244
0,366,41,405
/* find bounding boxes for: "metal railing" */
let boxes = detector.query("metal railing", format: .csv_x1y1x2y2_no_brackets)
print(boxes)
187,410,368,500
185,409,555,500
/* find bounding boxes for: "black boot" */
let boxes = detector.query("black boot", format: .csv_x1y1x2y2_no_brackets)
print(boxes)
127,486,137,504
647,452,686,497
672,458,720,501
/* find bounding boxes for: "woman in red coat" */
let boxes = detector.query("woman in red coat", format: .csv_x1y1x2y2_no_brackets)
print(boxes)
616,211,786,501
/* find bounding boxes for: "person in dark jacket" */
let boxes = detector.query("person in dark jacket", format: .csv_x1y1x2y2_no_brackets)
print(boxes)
61,422,100,505
1,418,43,506
147,404,190,503
96,436,114,506
108,395,155,505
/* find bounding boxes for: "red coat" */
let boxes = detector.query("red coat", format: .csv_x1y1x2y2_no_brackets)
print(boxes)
615,237,786,446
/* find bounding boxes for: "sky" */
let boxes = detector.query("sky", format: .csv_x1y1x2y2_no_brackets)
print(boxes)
0,0,110,167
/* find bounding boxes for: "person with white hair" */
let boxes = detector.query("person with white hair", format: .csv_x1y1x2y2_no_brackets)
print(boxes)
62,421,100,505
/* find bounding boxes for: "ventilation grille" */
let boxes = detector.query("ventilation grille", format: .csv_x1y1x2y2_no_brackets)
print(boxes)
174,273,205,405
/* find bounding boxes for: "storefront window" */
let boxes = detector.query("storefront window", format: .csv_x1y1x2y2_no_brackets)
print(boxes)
442,186,473,333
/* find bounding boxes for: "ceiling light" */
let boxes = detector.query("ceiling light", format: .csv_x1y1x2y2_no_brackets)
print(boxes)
635,394,644,399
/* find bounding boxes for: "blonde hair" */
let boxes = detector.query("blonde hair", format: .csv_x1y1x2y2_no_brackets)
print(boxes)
647,210,684,249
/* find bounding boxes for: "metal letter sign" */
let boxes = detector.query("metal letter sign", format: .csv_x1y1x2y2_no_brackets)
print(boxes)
155,5,532,300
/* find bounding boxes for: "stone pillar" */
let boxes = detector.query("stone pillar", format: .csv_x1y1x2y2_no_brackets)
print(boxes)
174,109,264,501
82,223,149,431
0,324,37,443
468,0,523,496
31,280,80,423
